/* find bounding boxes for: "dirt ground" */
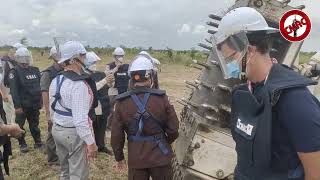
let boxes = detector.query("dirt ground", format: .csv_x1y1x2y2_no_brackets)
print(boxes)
5,63,199,180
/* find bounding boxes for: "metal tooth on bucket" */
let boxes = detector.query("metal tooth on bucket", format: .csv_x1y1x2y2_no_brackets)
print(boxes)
219,104,231,113
186,85,195,90
184,80,199,89
177,99,187,106
201,103,218,112
281,0,291,5
192,60,210,69
198,43,212,51
208,14,222,21
181,98,199,108
190,64,202,70
278,0,290,8
217,83,232,93
294,5,305,9
205,38,211,44
205,115,218,122
208,29,217,35
196,80,215,92
210,60,220,67
206,21,219,28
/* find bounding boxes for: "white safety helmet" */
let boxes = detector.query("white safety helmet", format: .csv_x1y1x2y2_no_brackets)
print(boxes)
214,7,278,44
129,56,155,80
84,51,101,71
139,51,161,65
15,47,33,64
113,47,125,56
58,41,87,64
129,56,154,72
12,43,25,50
213,7,278,79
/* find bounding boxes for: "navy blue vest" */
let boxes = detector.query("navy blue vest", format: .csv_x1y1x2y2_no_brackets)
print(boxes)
231,64,317,180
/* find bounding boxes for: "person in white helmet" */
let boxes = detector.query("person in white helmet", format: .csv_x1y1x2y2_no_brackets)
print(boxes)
111,56,179,180
138,51,161,89
8,47,43,153
12,43,25,50
49,41,98,179
214,7,320,179
105,47,130,129
40,46,65,166
106,47,130,95
84,52,113,155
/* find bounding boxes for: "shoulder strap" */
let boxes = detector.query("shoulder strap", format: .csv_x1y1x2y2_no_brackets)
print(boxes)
51,75,72,116
62,71,89,81
116,88,165,101
130,93,151,113
131,93,150,136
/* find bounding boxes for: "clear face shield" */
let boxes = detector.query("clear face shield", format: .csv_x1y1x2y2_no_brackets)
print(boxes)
53,37,67,61
114,55,124,64
15,56,33,66
212,31,249,79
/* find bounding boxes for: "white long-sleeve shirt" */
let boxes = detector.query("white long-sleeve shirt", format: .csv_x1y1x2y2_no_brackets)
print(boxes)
49,75,95,145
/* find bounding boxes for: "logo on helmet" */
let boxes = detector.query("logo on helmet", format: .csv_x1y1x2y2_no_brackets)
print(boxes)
279,9,311,42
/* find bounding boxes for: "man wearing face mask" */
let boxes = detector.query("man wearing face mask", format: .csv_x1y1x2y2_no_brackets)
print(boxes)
138,51,161,89
40,46,64,166
49,41,98,179
84,52,113,155
8,47,43,153
105,47,130,129
111,56,179,180
214,7,320,180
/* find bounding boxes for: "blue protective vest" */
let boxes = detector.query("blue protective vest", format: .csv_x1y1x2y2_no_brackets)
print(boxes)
51,75,72,117
116,88,169,155
51,71,98,117
231,64,317,180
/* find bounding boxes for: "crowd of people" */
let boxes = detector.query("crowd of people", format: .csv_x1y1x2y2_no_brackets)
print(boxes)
0,40,178,180
0,6,319,180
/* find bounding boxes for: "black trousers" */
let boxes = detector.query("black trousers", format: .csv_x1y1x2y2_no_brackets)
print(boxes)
15,108,41,146
93,115,108,149
128,164,173,180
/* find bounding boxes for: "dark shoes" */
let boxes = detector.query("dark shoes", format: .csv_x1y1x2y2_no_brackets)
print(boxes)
98,147,113,156
34,142,44,149
20,144,29,153
48,161,60,166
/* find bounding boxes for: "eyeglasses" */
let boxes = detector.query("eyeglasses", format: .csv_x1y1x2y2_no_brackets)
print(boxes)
224,51,238,63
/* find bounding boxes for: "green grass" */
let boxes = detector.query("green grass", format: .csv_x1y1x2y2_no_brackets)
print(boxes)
299,52,317,64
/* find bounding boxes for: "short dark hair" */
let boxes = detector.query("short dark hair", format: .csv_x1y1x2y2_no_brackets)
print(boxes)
246,31,274,54
217,31,274,55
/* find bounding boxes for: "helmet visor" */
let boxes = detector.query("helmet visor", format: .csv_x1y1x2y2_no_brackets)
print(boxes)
212,31,249,79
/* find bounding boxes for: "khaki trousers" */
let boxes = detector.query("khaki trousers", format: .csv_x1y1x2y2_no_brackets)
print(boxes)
52,124,89,180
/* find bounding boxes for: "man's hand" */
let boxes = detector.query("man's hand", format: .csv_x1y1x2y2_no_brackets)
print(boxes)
106,74,115,84
86,143,98,161
2,96,9,103
15,108,23,114
7,124,24,138
46,113,53,131
113,160,127,174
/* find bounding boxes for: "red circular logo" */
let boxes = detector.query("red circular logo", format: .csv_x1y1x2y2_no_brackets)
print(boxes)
279,9,312,42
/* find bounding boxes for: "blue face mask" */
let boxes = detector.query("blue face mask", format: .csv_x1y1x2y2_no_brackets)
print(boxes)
226,61,240,78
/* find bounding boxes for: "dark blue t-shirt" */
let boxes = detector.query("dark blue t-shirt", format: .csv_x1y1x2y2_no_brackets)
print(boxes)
271,87,320,173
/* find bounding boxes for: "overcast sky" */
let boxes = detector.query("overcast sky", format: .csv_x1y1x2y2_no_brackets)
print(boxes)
0,0,318,51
